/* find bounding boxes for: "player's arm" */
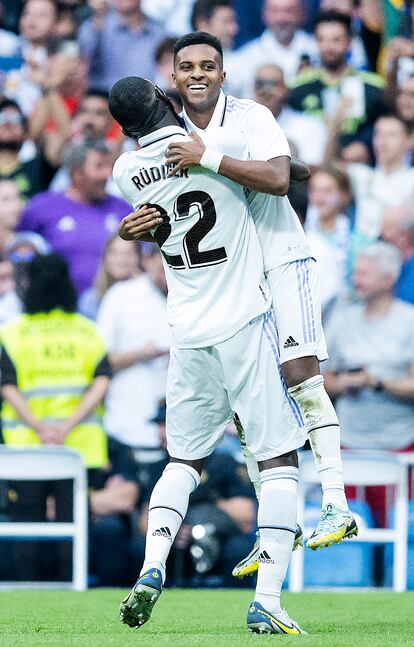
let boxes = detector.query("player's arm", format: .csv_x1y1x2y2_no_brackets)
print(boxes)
166,132,290,196
118,205,163,242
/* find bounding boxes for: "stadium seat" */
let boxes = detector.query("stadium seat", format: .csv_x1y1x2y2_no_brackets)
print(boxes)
384,501,414,589
0,446,88,590
289,450,409,591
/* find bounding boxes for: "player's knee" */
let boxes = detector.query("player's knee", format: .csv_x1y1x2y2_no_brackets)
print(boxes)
258,449,298,471
169,456,205,475
281,356,320,388
288,374,339,431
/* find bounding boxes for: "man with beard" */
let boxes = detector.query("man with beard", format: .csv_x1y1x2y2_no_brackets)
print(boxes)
289,10,386,147
0,99,55,201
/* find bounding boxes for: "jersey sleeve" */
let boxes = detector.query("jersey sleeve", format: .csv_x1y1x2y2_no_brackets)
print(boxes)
112,155,135,207
241,103,291,161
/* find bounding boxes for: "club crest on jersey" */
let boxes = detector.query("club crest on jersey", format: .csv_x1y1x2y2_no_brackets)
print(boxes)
132,165,188,191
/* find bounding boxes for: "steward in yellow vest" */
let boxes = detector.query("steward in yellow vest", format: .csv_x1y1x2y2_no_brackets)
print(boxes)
0,254,111,468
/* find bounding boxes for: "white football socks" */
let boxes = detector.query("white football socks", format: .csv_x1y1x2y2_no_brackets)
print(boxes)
255,466,298,615
288,375,348,511
140,462,200,582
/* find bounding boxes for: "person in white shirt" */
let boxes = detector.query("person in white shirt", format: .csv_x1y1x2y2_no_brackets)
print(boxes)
162,33,356,569
109,75,307,635
96,243,170,450
253,63,327,167
347,116,414,240
229,0,318,97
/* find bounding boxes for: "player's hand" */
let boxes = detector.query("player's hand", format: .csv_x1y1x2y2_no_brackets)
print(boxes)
165,131,206,177
118,206,163,241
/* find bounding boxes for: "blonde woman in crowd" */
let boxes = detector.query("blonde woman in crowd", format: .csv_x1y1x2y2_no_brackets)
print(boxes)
78,233,141,320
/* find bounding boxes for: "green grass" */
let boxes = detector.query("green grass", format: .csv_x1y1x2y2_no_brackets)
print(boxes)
1,589,413,647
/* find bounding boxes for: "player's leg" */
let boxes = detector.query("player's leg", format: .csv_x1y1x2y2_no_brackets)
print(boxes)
120,344,233,628
246,452,306,635
120,458,202,628
232,414,303,579
219,312,307,633
268,259,357,549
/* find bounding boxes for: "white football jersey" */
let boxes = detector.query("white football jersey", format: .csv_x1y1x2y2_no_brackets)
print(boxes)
182,92,312,272
113,125,270,349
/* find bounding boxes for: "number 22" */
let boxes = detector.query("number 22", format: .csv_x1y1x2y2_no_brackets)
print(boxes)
150,190,227,269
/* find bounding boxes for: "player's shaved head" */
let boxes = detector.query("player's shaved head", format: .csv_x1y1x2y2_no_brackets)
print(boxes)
108,76,179,138
108,77,158,132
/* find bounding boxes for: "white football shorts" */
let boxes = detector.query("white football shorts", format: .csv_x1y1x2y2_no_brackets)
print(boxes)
267,258,329,364
166,311,307,462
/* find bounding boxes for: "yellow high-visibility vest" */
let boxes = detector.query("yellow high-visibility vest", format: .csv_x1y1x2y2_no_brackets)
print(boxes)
1,310,108,468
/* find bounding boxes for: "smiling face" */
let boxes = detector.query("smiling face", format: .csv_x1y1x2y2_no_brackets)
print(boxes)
172,44,225,122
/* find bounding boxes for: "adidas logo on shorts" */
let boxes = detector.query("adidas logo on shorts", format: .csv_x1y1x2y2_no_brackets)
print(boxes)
283,336,299,349
152,527,173,542
258,550,275,564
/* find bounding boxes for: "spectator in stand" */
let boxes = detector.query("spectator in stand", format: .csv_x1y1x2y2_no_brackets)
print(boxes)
4,0,58,115
0,99,57,200
381,206,414,306
253,63,327,167
323,242,414,525
96,245,170,453
0,180,23,252
323,242,414,452
55,2,80,40
0,253,111,581
154,37,178,92
19,139,130,296
190,0,240,96
395,74,414,164
191,0,239,52
230,0,318,97
344,116,414,240
78,0,166,91
49,88,124,193
289,11,386,148
319,0,371,71
79,234,142,320
70,89,118,144
305,166,367,314
0,254,21,324
26,43,88,169
142,245,168,296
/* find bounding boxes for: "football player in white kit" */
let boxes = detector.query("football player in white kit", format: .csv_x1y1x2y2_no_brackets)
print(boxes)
158,32,357,571
109,76,307,635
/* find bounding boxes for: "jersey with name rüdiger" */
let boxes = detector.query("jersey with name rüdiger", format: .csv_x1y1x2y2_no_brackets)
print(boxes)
113,125,270,349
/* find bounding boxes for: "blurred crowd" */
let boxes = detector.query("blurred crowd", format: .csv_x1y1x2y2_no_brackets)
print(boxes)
0,0,414,587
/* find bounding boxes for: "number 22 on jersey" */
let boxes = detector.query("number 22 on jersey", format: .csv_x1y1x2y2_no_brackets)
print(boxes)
148,190,227,269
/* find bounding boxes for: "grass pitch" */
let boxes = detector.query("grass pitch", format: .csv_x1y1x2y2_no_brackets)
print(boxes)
1,589,413,647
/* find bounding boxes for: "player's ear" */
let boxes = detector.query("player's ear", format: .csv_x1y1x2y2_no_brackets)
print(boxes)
220,70,226,88
171,72,177,89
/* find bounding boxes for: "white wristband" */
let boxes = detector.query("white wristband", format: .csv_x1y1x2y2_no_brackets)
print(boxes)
199,148,223,173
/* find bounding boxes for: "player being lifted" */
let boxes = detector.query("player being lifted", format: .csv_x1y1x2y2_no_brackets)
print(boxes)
109,76,307,635
128,32,358,576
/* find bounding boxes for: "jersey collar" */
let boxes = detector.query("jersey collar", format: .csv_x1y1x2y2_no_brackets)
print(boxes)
138,125,188,148
181,90,227,132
